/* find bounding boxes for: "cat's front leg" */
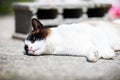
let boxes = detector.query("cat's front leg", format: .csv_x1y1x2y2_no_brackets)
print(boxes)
86,41,115,61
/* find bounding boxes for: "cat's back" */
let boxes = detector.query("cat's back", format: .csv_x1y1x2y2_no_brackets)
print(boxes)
50,20,120,40
54,22,95,34
49,22,96,43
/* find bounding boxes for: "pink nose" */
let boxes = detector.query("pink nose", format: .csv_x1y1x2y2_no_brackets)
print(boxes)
29,47,33,51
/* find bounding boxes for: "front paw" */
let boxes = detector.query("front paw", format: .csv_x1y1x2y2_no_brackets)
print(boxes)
26,50,42,56
101,50,115,59
86,50,100,62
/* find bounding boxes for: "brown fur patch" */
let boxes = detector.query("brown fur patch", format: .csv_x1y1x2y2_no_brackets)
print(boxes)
27,28,51,43
32,28,51,38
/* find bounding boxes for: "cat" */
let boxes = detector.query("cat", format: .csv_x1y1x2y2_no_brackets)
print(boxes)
24,18,120,62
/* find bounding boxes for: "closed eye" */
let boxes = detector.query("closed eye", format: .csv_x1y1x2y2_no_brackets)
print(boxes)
31,37,36,43
27,33,42,43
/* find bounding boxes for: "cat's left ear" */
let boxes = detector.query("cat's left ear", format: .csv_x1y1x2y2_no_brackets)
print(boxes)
32,18,44,31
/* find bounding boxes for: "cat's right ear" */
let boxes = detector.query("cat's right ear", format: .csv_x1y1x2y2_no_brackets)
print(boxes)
32,18,44,31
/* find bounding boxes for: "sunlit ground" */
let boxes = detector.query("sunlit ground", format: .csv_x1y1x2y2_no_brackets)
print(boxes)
0,15,120,80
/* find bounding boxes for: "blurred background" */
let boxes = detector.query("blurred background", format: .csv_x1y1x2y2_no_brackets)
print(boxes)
0,0,120,80
0,0,33,15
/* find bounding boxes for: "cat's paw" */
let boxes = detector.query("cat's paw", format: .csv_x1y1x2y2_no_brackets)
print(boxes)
101,49,115,59
86,49,100,62
27,50,43,56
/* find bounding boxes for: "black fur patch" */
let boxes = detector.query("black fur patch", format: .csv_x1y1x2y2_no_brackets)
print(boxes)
27,32,43,43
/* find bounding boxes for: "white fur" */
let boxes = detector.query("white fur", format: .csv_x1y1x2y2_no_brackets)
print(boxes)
25,21,120,62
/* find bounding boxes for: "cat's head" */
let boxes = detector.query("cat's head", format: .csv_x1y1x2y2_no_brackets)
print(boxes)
24,18,51,55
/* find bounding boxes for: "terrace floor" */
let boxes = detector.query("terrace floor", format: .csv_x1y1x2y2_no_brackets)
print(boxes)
0,15,120,80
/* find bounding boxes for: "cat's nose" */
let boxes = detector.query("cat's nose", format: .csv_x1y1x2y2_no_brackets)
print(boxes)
29,47,33,51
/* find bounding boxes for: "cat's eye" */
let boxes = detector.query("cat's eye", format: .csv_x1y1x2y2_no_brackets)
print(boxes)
33,37,36,41
31,37,36,43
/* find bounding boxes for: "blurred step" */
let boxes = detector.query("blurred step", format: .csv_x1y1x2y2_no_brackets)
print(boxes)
12,1,111,40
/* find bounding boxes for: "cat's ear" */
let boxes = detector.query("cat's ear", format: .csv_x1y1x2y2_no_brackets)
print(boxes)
32,18,44,31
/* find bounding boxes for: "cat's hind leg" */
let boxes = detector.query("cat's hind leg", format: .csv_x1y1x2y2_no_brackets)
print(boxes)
100,48,115,59
96,41,115,59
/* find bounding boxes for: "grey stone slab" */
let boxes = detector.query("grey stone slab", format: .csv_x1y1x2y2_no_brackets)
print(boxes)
12,2,111,39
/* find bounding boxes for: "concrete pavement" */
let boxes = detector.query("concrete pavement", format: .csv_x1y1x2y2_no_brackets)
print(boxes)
0,15,120,80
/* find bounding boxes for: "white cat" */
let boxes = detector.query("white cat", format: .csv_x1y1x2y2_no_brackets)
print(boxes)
24,18,120,62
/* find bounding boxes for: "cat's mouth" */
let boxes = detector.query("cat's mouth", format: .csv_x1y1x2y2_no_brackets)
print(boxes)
25,49,39,56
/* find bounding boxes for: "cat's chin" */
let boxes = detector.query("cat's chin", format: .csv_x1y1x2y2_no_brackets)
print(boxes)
25,50,41,56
